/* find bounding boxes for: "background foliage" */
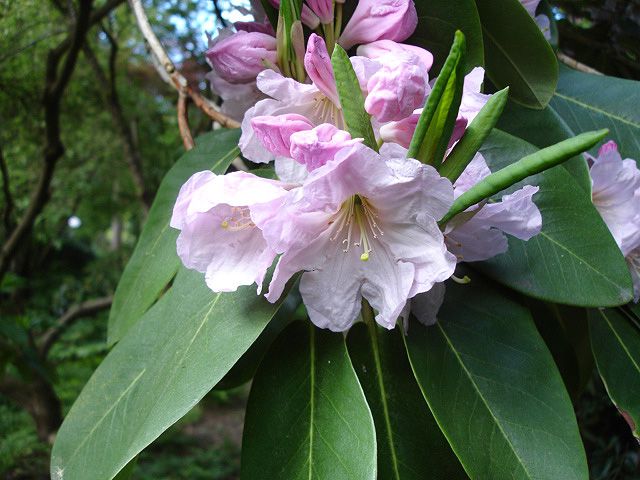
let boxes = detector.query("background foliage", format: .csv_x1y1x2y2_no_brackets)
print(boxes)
0,0,639,479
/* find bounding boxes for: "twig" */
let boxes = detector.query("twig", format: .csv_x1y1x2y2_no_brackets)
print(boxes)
0,144,13,232
0,0,95,282
39,296,113,357
557,52,603,75
178,93,195,150
128,0,240,129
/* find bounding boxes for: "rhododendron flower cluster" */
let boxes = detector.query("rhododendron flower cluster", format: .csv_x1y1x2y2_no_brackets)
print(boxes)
173,0,544,331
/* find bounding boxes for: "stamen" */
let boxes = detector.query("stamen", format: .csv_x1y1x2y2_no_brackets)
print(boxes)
329,195,384,261
451,274,471,284
220,206,254,231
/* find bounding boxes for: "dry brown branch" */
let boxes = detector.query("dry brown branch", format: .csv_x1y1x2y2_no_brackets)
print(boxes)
178,93,195,150
39,296,113,357
0,0,95,281
557,52,603,75
128,0,240,129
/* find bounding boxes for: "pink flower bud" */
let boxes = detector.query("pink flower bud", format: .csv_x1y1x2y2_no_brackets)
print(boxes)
357,40,434,72
290,124,362,171
380,112,467,149
234,18,276,36
268,0,321,29
305,34,340,105
251,114,314,157
206,31,277,84
339,0,418,50
364,52,429,122
306,0,334,24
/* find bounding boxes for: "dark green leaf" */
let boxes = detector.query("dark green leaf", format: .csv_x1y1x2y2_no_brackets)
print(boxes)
440,129,608,224
550,65,640,164
474,0,558,108
107,129,240,345
408,30,466,167
331,44,377,150
405,280,588,479
408,0,483,74
347,324,466,479
51,268,288,480
476,131,633,307
497,101,591,191
589,308,640,439
242,322,376,480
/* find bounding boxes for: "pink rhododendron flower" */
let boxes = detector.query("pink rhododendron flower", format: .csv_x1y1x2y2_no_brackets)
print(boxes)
251,114,315,157
268,0,320,29
306,0,333,24
520,0,551,40
357,40,434,72
250,143,456,331
170,171,288,293
206,30,277,84
289,123,363,171
444,153,542,262
304,34,340,105
339,0,418,50
234,18,276,36
588,141,640,301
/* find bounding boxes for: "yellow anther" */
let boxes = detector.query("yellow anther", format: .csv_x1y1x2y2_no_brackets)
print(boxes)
221,220,229,229
360,252,370,262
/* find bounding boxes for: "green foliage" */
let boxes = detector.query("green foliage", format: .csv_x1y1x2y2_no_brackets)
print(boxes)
242,322,376,480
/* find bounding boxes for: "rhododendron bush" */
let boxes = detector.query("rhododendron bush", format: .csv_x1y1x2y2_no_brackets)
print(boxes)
51,1,640,479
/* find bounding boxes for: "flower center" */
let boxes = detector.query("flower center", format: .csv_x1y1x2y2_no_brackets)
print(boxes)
312,95,345,130
221,206,254,231
330,195,384,261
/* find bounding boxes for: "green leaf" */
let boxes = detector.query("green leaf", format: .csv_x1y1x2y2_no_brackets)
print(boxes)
405,280,588,479
440,87,509,182
347,324,466,479
51,268,289,480
241,322,376,480
408,30,466,167
439,129,608,224
497,101,591,191
475,130,633,307
408,0,483,74
550,65,640,163
589,308,640,439
331,45,377,150
107,129,240,346
474,0,558,108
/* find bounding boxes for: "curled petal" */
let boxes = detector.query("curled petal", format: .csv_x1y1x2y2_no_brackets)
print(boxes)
251,114,314,157
339,0,418,50
305,34,340,105
357,40,434,72
289,123,362,171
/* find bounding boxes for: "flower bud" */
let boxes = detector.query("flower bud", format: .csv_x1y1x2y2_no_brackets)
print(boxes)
306,0,334,24
364,52,429,122
206,31,277,84
357,40,433,72
251,114,314,157
290,124,362,171
269,0,321,29
235,18,276,36
339,0,418,50
380,112,467,149
305,34,340,105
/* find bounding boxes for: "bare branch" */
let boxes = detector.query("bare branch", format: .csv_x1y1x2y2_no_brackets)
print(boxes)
39,296,113,357
0,0,95,281
0,144,14,233
557,52,604,75
128,0,240,129
83,42,152,211
178,93,195,150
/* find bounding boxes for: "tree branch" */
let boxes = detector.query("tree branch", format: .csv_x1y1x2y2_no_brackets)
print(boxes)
39,296,113,357
0,144,13,233
178,92,195,150
0,0,95,282
83,41,152,210
128,0,240,129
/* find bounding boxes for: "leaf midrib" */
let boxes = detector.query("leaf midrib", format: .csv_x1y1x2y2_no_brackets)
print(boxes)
553,93,640,129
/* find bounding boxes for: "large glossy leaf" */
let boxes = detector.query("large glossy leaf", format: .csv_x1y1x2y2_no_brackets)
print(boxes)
51,268,288,480
474,0,558,108
476,130,633,307
107,129,241,345
408,0,483,74
242,322,376,480
347,324,466,479
550,65,640,163
589,308,640,439
405,280,588,479
497,101,591,190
